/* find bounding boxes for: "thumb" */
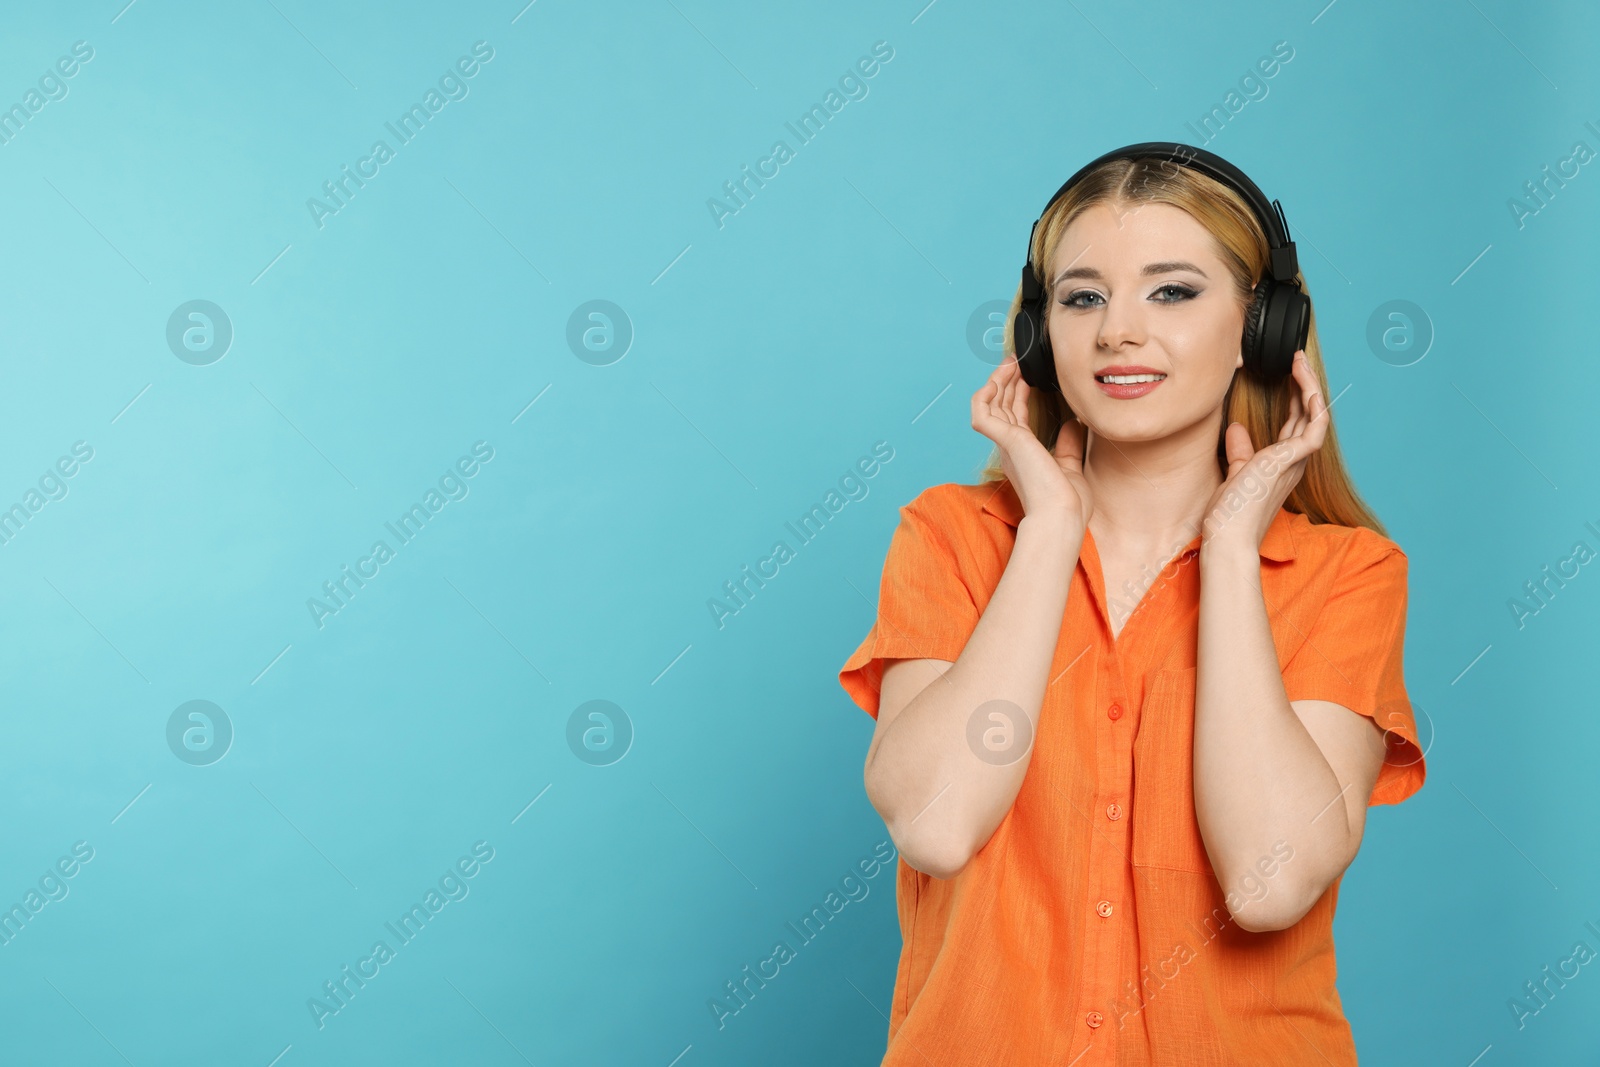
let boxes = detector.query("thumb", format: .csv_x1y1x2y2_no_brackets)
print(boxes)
1053,417,1087,466
1224,422,1253,478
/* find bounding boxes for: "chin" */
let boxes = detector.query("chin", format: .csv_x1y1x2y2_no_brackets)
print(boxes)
1088,421,1172,444
1065,399,1174,442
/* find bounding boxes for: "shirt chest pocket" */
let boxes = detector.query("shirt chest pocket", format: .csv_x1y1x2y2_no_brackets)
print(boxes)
1130,667,1214,875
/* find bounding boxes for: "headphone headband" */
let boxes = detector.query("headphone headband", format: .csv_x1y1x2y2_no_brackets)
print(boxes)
1024,141,1300,285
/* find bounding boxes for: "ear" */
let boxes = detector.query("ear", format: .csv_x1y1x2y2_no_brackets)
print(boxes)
1235,349,1244,369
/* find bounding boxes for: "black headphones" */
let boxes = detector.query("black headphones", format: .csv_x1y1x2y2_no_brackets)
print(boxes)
1013,141,1310,393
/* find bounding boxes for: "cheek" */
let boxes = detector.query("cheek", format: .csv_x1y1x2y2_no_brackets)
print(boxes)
1050,349,1096,411
1173,360,1240,416
1169,324,1245,399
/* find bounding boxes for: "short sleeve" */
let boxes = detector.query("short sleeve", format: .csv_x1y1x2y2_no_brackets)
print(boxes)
1282,535,1426,806
838,491,983,719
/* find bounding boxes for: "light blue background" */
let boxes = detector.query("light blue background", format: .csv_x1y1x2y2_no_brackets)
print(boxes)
0,0,1594,1063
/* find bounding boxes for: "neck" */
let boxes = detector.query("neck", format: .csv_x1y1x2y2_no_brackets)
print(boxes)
1081,411,1225,559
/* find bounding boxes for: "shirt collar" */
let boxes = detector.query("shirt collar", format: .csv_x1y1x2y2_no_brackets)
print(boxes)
978,477,1298,562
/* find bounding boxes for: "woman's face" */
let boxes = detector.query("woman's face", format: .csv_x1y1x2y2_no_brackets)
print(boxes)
1045,200,1246,444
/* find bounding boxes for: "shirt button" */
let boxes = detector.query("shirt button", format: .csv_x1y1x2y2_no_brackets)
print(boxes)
1086,1011,1104,1028
1096,900,1113,918
1108,703,1123,721
1106,802,1122,821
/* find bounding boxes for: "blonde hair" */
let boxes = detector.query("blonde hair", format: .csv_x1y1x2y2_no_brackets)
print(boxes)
976,156,1386,536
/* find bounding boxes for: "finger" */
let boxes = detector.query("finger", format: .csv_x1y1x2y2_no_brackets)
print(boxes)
1291,351,1317,437
989,359,1011,405
999,365,1019,426
1224,421,1254,477
1304,387,1331,449
1303,361,1329,429
971,382,993,419
1053,416,1074,455
1273,428,1325,471
979,361,1004,406
1297,352,1319,430
1009,368,1030,427
1303,387,1324,436
973,375,996,410
972,367,1005,427
1280,385,1302,441
1055,417,1086,469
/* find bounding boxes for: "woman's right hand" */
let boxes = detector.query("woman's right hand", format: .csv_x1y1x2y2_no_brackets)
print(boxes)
971,357,1093,536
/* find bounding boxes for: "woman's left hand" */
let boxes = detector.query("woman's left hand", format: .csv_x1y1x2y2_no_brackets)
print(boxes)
1199,350,1329,556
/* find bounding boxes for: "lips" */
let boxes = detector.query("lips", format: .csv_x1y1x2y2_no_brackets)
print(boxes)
1094,365,1166,399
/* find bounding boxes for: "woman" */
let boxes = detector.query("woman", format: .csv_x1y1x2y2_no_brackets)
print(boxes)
838,145,1426,1065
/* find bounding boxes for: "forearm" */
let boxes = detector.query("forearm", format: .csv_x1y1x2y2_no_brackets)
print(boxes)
1192,545,1355,930
867,512,1082,877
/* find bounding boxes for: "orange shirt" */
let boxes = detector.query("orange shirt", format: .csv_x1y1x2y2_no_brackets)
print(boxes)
838,477,1426,1066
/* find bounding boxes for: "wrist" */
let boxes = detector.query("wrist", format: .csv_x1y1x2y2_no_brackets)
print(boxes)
1198,537,1260,575
1018,510,1085,551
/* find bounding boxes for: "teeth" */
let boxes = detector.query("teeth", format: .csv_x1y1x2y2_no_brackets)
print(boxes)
1098,373,1165,384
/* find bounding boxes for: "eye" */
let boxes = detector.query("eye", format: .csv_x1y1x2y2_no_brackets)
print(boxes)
1153,283,1198,302
1057,283,1200,309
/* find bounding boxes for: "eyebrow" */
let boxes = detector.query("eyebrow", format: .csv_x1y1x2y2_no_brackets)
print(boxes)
1052,261,1209,286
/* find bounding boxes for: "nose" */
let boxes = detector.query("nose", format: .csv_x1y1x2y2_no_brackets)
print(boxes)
1097,293,1146,351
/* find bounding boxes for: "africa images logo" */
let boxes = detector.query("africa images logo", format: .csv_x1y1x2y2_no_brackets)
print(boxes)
306,441,495,629
705,40,894,230
306,841,495,1030
305,41,495,231
707,441,894,630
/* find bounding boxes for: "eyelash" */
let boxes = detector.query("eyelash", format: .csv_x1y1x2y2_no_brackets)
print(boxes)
1058,283,1199,309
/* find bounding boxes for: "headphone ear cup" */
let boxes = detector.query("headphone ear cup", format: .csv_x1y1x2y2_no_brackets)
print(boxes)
1241,279,1311,382
1013,300,1058,391
1251,284,1310,381
1240,278,1271,378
